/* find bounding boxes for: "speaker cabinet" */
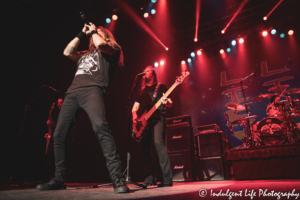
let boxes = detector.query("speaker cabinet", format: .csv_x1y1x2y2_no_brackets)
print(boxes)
166,125,194,153
169,152,196,181
196,132,224,157
199,156,226,181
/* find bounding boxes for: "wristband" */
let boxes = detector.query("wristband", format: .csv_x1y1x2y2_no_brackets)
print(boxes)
90,30,98,36
76,31,86,41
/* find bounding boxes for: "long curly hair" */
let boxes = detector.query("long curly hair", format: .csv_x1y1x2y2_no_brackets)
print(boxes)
84,26,124,66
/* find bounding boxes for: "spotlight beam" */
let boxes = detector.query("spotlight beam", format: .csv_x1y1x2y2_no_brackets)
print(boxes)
194,0,201,41
115,0,168,50
264,0,284,20
222,0,249,33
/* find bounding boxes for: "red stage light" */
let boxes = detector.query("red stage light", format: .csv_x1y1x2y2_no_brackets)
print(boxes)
197,50,201,55
264,0,283,22
288,30,294,35
112,15,118,20
262,31,268,37
160,61,165,66
194,0,200,47
166,47,169,51
220,49,224,54
181,60,185,64
221,0,249,35
239,38,244,43
144,13,149,18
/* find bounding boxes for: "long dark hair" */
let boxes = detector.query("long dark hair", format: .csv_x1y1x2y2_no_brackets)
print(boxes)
82,26,124,66
140,66,158,90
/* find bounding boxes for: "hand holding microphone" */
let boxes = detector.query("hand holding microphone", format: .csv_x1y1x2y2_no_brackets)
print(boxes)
80,12,96,36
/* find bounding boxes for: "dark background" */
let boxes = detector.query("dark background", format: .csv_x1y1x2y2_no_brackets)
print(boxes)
2,0,299,183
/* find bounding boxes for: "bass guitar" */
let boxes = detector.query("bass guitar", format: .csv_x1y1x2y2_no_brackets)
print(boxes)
45,102,55,155
132,71,190,142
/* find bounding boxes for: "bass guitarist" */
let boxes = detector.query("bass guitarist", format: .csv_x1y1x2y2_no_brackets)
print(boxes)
132,66,173,187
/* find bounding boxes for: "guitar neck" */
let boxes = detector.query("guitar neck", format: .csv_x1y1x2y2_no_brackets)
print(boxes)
144,83,178,120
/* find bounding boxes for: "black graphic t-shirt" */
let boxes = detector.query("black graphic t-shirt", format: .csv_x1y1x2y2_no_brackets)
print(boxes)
135,83,168,117
66,45,120,95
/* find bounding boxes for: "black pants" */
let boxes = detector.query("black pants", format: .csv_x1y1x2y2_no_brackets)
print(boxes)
53,87,122,181
140,117,173,182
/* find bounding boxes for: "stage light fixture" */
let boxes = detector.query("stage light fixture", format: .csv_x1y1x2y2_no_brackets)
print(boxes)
220,49,224,54
106,18,111,23
160,61,164,66
226,48,231,52
181,60,185,64
151,9,156,14
194,38,198,42
166,47,169,51
154,62,159,67
280,33,285,38
288,30,294,35
151,0,157,3
144,12,149,18
239,38,244,43
263,16,267,21
271,29,276,35
187,58,192,63
262,31,268,37
231,40,236,46
112,15,118,20
221,30,225,34
191,52,195,57
197,50,201,55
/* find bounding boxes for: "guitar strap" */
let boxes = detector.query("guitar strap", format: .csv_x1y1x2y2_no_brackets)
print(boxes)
152,82,161,103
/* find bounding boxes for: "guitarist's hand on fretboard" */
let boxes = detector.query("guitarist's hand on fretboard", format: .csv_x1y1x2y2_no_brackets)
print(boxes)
160,93,173,108
47,119,56,129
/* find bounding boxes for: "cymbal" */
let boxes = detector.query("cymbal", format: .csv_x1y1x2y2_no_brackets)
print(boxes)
231,115,257,125
268,84,289,92
226,103,245,111
252,93,276,101
278,99,299,103
287,88,300,94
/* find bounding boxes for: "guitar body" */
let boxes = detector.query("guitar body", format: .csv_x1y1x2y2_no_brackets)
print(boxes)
132,110,149,142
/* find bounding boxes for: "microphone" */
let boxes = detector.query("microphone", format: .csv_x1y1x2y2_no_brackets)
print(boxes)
288,58,292,65
137,72,145,76
79,12,90,25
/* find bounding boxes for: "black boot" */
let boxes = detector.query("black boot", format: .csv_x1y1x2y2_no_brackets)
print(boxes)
143,175,157,187
157,180,173,187
36,178,66,190
113,177,129,193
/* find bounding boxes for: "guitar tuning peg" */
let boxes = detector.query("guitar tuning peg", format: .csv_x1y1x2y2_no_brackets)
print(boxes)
176,76,180,79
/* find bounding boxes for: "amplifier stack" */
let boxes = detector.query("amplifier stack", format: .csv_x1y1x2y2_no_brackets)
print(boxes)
166,115,197,181
195,124,228,181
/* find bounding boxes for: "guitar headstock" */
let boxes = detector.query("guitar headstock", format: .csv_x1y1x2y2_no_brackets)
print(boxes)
50,102,55,111
175,70,190,85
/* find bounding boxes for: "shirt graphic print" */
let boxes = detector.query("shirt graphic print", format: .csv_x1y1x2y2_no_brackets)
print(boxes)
75,50,100,76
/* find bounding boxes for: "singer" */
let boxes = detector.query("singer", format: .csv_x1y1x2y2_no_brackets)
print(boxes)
132,66,173,187
36,22,129,193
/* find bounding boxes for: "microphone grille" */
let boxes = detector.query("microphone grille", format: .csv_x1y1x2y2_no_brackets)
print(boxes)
79,12,86,19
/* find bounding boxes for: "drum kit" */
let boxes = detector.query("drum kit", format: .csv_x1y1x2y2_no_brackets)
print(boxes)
226,85,300,147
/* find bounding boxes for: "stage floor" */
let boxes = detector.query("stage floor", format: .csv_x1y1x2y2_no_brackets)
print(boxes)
1,179,300,200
